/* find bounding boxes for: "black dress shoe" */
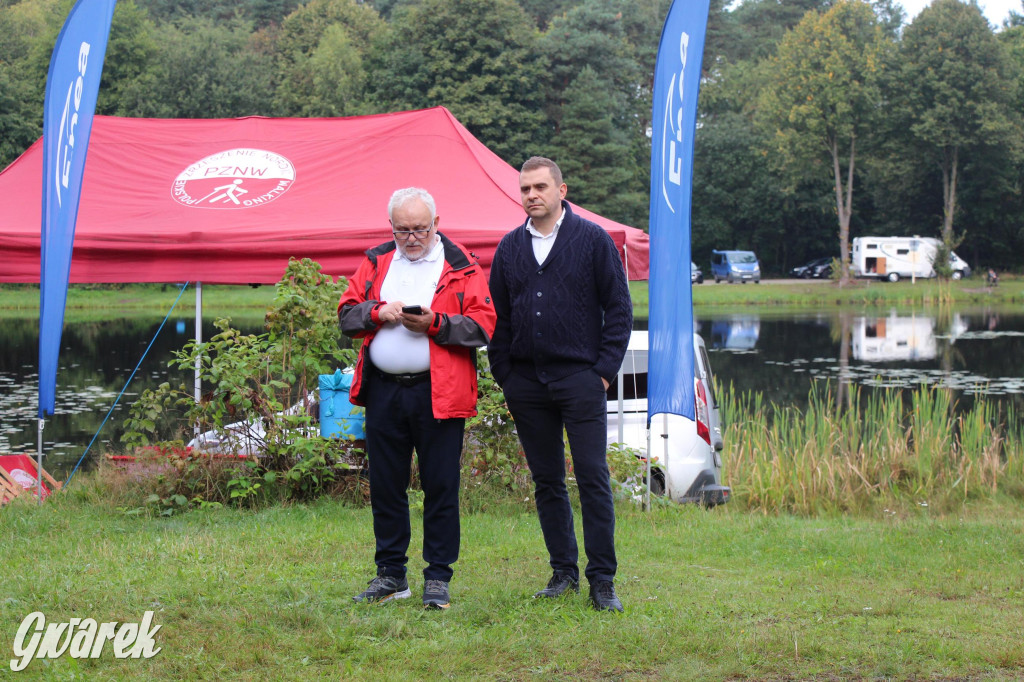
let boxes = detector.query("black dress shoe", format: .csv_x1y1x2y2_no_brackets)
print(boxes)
533,573,580,598
589,580,623,612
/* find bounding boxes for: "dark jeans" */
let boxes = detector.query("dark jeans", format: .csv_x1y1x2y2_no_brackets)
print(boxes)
502,368,616,583
364,371,465,582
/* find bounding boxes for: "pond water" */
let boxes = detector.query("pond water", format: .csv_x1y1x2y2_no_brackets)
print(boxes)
2,306,1023,480
696,307,1024,408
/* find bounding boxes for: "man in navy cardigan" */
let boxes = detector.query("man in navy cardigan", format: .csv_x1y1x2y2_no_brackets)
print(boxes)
488,156,632,612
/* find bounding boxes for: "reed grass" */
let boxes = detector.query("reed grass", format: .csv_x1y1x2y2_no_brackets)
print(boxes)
719,380,1024,515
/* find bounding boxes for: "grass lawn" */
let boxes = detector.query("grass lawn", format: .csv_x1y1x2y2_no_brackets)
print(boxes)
633,275,1022,316
0,283,276,319
3,493,1024,680
3,276,1021,319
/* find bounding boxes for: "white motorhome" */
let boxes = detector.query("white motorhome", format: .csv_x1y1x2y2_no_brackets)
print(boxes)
852,236,971,282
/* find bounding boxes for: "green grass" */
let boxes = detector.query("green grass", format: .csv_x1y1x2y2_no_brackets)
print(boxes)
4,276,1021,321
4,380,1024,679
631,275,1022,316
2,492,1024,680
0,283,277,316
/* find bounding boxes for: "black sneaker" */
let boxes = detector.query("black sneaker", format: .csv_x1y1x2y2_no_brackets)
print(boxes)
422,579,450,609
533,573,580,599
352,575,411,603
589,580,623,612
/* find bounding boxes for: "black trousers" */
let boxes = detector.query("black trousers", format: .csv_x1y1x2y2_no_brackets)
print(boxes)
502,368,617,583
364,370,465,582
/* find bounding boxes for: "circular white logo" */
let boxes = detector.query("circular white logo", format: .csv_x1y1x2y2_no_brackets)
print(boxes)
171,148,295,209
10,468,36,489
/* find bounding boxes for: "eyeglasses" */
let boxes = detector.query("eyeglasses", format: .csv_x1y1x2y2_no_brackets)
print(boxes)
392,227,432,240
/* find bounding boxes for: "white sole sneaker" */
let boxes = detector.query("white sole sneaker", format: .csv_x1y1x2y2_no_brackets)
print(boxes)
379,589,412,602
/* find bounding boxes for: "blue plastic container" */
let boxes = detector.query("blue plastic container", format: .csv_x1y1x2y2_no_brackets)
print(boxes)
319,370,365,439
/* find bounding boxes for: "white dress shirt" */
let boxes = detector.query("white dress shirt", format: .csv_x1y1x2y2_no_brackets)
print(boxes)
527,208,566,265
369,237,445,374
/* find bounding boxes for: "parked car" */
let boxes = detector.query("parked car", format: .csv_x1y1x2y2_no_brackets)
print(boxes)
691,261,703,284
790,256,833,279
711,250,760,283
606,331,729,506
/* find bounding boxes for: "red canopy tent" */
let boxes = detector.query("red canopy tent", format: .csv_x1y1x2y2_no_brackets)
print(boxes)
0,106,649,283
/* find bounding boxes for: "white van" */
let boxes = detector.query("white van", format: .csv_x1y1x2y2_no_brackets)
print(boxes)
852,236,971,282
607,331,729,506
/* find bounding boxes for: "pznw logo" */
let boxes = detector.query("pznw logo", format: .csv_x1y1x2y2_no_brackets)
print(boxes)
659,30,691,215
172,148,295,209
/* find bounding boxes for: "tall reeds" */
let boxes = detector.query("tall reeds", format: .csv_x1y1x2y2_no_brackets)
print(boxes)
718,380,1024,515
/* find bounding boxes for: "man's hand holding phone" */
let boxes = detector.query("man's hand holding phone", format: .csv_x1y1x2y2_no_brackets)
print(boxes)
378,301,405,323
400,304,433,333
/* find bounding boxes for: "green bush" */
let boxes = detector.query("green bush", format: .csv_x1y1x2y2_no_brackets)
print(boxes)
462,352,532,493
120,258,359,512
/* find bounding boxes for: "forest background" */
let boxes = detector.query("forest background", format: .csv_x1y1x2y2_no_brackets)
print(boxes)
2,0,1024,275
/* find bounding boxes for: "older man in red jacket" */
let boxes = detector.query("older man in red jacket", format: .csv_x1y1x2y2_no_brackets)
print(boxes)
338,187,496,610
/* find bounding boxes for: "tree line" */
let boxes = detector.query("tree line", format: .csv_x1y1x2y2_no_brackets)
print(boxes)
2,0,1023,274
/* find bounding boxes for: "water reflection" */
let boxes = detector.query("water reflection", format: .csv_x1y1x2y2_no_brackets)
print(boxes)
853,313,939,361
710,315,761,351
0,315,266,479
2,307,1023,479
704,308,1024,405
851,312,971,362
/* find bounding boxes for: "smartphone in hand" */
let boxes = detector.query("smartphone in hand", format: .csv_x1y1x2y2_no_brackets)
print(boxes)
401,305,423,315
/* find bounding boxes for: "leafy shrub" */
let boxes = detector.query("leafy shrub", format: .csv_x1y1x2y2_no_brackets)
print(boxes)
606,442,650,501
462,352,532,492
120,258,360,511
931,233,964,280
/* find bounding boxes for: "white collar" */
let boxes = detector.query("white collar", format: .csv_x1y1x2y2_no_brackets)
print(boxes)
526,208,566,239
395,234,443,264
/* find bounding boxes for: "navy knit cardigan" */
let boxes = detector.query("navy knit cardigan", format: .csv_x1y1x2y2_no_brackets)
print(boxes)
487,201,633,386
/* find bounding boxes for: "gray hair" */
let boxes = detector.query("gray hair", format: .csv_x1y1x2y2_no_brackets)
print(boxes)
388,187,436,223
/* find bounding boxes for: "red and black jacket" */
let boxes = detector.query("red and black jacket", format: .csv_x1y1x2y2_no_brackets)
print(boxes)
337,233,497,419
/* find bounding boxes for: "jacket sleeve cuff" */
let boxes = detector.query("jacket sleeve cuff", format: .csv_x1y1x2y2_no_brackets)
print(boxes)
370,302,386,325
427,312,445,337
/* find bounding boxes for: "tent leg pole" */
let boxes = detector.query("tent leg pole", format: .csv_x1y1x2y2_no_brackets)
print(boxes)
194,281,202,438
37,418,44,503
617,370,624,445
662,412,669,502
645,426,651,512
